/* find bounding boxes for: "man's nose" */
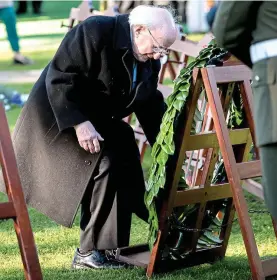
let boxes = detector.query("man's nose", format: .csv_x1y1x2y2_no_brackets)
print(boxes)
153,53,162,60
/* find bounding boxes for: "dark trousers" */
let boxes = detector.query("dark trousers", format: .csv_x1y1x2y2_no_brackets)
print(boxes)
0,7,19,52
17,1,42,14
252,57,277,222
79,122,149,252
259,144,277,221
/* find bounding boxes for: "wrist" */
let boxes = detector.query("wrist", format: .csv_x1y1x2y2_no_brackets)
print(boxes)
74,120,89,130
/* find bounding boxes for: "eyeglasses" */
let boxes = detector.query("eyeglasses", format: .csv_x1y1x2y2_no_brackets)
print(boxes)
147,29,170,55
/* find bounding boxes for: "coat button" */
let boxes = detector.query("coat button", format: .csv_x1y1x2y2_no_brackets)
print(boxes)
254,75,260,81
85,160,92,165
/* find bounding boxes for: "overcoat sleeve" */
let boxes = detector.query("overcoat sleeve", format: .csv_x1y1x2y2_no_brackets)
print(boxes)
45,19,101,131
134,60,167,146
212,1,261,68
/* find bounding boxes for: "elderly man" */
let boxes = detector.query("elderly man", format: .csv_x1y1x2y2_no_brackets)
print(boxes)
2,6,177,269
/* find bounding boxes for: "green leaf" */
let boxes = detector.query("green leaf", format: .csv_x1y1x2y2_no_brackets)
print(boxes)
156,131,165,145
176,91,189,102
161,142,174,155
148,162,158,183
152,180,160,196
164,123,174,145
162,112,170,123
156,149,169,165
179,83,190,92
173,99,183,111
199,235,218,245
196,60,207,68
145,191,154,207
169,107,177,119
158,174,166,189
151,142,159,158
145,177,153,192
203,231,223,244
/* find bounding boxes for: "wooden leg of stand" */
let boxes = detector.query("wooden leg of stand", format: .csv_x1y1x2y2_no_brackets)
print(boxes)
203,68,265,280
0,106,43,280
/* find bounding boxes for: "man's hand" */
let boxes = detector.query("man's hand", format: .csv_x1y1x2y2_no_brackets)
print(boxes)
74,121,104,154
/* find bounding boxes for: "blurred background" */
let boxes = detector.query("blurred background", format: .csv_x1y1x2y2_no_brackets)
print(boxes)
0,0,218,129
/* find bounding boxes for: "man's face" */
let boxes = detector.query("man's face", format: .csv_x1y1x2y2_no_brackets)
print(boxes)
132,26,175,62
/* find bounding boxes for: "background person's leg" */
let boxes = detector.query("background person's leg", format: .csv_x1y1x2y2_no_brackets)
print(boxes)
16,0,27,14
1,7,20,53
259,144,277,221
0,6,33,65
32,1,42,14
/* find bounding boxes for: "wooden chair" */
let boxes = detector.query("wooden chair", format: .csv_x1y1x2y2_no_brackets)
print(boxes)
0,104,43,280
61,0,115,30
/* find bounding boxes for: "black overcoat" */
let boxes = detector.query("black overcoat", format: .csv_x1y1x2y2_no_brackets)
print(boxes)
0,14,165,227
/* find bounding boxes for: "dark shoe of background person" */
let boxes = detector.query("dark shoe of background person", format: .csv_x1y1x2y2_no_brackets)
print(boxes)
32,1,42,15
72,248,126,269
16,9,27,15
13,54,34,65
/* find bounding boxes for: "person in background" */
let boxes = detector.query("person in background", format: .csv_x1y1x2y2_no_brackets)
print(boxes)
0,0,33,65
206,2,218,30
213,1,277,220
16,0,42,15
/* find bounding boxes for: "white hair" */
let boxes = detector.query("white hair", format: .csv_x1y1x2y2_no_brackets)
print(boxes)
129,5,176,31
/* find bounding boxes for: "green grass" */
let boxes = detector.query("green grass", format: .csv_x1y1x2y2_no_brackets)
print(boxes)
0,49,57,71
1,189,277,280
2,83,34,93
1,5,277,280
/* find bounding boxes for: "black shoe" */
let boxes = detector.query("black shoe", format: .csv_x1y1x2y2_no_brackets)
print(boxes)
72,248,126,269
13,55,33,65
105,249,133,268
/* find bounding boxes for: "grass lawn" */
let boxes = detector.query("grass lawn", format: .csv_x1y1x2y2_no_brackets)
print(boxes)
1,3,277,280
1,189,276,280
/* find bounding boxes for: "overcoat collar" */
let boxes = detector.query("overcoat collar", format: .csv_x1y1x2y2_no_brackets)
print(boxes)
113,14,153,82
113,14,132,51
112,14,154,110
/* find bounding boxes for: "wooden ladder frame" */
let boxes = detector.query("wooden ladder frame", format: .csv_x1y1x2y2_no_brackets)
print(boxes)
0,105,43,280
202,65,277,279
116,64,277,279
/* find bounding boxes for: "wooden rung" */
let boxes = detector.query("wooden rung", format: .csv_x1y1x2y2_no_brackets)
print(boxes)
0,202,16,219
242,179,264,200
174,183,232,207
262,258,277,277
186,128,250,151
169,40,199,57
237,161,262,180
116,244,149,268
213,65,252,83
